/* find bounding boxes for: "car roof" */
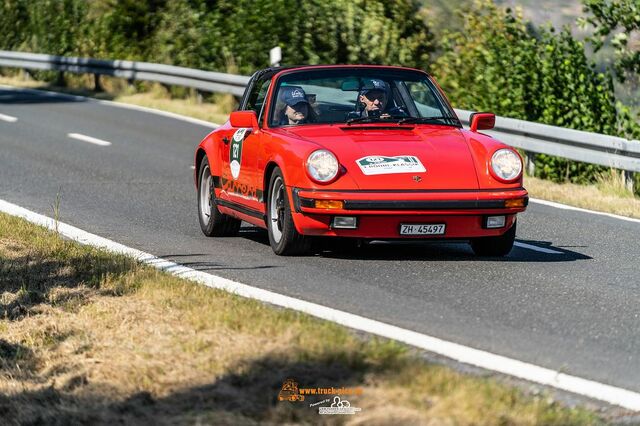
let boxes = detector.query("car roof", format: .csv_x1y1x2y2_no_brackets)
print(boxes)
262,64,428,77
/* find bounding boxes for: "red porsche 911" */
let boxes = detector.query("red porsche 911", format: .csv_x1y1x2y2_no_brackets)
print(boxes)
194,65,527,256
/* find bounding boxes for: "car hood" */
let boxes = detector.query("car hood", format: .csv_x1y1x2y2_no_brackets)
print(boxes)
281,125,480,190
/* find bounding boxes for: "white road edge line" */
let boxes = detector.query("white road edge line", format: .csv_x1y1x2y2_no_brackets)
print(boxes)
0,84,219,129
0,198,639,411
530,198,640,224
514,241,563,254
67,133,112,147
0,113,18,123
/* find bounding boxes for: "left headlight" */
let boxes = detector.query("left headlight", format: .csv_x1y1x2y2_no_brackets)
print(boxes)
306,149,339,183
491,149,522,181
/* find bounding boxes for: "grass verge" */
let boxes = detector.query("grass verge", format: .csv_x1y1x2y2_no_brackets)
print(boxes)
0,212,606,424
524,175,640,219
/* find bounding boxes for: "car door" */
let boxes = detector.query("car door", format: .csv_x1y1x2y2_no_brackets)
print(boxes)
223,77,271,214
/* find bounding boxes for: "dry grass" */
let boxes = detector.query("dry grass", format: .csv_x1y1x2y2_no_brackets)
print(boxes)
0,212,605,425
524,175,640,219
113,87,232,125
0,73,232,124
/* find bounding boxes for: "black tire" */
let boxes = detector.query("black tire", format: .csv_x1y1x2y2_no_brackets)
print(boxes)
197,156,241,237
266,168,312,255
470,221,516,257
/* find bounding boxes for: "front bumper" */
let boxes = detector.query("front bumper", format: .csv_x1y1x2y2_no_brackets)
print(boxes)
290,187,527,238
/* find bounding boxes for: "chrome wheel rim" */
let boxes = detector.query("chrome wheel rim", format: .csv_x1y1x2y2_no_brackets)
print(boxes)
199,165,212,224
269,176,284,243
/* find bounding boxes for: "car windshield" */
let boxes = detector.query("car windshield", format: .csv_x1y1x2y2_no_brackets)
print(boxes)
269,68,460,127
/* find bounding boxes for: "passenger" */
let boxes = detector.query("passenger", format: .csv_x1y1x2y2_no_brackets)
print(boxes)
277,86,310,125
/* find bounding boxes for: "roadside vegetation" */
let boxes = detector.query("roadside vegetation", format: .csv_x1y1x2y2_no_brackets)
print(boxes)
525,175,640,219
0,211,607,424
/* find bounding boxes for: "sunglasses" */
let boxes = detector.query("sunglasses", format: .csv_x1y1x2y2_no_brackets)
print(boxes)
364,91,387,102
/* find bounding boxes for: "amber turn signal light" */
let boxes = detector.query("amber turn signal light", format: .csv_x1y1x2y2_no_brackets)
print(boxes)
315,200,344,209
504,198,526,208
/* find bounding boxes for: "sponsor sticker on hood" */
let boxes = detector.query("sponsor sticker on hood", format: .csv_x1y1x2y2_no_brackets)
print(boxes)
356,155,426,175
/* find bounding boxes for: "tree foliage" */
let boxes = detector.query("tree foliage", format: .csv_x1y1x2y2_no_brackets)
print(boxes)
580,0,640,82
0,0,29,50
0,0,433,73
432,0,639,183
149,0,433,74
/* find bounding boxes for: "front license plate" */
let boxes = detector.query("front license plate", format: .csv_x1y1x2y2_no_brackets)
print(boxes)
400,223,446,236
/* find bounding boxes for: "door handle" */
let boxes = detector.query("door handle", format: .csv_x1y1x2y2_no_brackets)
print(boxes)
222,136,230,145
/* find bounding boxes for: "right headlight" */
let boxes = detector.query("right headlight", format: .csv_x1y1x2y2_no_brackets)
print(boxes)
490,149,522,182
306,149,339,183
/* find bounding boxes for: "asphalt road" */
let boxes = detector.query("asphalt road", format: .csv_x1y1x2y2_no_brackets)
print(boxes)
2,86,640,393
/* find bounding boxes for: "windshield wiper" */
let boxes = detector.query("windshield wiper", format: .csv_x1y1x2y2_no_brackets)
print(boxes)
346,115,408,126
346,116,384,125
397,116,458,125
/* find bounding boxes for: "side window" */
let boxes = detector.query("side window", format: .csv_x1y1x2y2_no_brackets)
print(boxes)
405,81,442,117
246,79,271,119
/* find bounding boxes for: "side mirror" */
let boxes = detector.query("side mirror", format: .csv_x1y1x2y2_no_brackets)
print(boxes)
469,112,495,132
230,110,259,128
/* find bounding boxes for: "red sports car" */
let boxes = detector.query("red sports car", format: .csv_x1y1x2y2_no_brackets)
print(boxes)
194,65,527,256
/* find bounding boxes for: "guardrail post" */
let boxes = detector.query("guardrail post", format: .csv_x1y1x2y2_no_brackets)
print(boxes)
524,151,536,176
23,69,35,80
94,74,102,92
55,71,65,87
623,170,635,193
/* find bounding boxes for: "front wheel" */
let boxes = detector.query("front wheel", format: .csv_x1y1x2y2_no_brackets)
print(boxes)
470,221,516,257
197,156,241,237
267,168,312,255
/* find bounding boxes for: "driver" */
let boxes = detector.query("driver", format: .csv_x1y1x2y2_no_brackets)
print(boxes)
359,78,390,117
349,78,406,119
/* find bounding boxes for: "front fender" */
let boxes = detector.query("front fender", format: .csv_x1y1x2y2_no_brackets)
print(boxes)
461,129,524,189
264,133,360,191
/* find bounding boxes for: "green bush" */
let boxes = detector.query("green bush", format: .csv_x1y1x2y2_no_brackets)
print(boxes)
0,0,29,50
432,0,639,185
148,0,434,74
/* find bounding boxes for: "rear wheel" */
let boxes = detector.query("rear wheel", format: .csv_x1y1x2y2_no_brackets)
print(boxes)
470,221,516,257
198,156,241,237
267,168,312,255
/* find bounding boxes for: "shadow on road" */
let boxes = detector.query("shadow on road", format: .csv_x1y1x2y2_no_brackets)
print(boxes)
0,86,111,104
164,258,280,273
233,227,591,262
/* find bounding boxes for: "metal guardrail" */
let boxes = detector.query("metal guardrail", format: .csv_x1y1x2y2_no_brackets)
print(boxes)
1,50,638,183
455,111,640,176
0,50,250,97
